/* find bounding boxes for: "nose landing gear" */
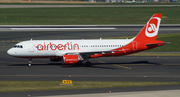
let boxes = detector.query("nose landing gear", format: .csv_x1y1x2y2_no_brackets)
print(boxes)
28,58,32,67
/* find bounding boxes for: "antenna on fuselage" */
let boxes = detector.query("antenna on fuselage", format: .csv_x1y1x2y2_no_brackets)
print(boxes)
100,37,102,40
30,38,33,41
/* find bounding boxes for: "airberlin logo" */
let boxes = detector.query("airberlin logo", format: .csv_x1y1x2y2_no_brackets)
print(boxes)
36,42,79,51
148,24,156,32
145,17,161,37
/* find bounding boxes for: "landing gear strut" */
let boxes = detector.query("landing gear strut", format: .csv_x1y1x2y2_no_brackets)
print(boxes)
84,57,92,67
28,58,32,67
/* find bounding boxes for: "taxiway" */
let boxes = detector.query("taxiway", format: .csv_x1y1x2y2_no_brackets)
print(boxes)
0,26,180,97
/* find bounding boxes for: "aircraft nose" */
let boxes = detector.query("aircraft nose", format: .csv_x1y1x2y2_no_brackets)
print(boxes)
7,48,16,56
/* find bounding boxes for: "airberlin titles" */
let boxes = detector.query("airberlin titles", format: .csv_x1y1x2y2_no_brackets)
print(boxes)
36,42,79,51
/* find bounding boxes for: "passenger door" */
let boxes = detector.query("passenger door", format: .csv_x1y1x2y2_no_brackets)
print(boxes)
28,42,34,52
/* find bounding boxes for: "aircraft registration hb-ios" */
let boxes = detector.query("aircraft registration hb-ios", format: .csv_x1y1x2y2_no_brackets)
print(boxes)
7,14,165,67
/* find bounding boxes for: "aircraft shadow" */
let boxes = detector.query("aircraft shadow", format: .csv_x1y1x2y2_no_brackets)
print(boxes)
102,61,162,65
7,63,62,67
6,61,162,69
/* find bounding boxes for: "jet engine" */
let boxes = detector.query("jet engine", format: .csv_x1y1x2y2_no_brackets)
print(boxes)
62,55,80,65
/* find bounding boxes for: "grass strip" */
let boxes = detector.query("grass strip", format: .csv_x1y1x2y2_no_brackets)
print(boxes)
0,81,180,92
128,52,180,56
1,3,180,5
0,7,180,25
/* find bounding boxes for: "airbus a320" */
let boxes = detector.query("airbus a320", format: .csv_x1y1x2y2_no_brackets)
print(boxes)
7,14,165,67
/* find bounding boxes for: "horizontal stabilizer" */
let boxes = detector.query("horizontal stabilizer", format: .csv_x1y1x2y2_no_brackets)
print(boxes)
146,43,165,46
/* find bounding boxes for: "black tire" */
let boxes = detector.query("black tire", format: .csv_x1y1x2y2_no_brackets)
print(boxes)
85,62,92,67
78,61,82,66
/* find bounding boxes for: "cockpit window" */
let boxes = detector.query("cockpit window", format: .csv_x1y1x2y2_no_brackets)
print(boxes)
14,45,23,48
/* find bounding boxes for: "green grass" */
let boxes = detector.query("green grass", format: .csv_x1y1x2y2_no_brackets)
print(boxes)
0,81,180,92
129,52,180,56
147,33,180,52
0,3,180,5
0,7,180,25
107,33,180,52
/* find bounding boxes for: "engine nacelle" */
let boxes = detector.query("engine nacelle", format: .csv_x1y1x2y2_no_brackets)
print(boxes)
62,55,79,65
50,57,62,62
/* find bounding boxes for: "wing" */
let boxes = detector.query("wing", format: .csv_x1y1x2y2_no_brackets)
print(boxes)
63,50,115,60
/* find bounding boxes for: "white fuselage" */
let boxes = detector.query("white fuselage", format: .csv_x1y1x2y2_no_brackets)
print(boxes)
7,38,134,58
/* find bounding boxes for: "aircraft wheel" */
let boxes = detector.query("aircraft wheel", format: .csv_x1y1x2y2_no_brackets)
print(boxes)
85,62,92,67
28,59,32,67
28,63,31,67
77,61,82,66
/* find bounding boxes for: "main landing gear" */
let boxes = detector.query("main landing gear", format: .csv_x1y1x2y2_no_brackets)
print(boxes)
85,62,92,67
85,58,92,67
28,58,32,67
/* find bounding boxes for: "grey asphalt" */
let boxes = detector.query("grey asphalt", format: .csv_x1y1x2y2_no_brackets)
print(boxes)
36,89,180,97
1,5,180,8
0,26,180,97
0,50,180,81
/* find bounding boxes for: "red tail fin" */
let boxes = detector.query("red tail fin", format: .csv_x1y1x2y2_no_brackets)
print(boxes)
134,14,162,41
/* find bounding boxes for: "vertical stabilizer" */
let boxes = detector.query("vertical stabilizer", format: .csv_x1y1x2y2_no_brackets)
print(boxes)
134,14,162,41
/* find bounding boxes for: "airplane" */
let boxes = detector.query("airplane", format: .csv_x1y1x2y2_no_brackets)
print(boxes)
7,13,165,67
